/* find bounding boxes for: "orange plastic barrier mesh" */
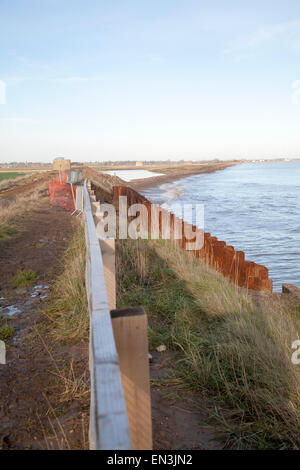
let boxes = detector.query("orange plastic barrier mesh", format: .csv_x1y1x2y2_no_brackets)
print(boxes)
48,173,76,212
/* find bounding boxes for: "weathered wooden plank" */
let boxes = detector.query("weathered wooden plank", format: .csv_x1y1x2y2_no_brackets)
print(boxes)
75,185,84,212
87,245,110,311
83,180,131,450
111,307,152,450
99,239,116,310
91,311,118,363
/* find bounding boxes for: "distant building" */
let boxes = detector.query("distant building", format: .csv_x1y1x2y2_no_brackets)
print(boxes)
136,161,143,166
53,157,71,171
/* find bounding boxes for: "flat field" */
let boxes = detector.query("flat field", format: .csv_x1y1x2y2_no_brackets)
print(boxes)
0,171,25,181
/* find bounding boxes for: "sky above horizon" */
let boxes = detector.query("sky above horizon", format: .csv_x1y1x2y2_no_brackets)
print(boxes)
1,1,300,162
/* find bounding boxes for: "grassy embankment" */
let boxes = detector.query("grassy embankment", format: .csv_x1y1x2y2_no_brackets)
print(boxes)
116,237,300,449
0,186,45,243
45,224,88,341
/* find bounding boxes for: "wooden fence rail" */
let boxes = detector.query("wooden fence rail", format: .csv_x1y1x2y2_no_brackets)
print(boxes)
83,179,132,450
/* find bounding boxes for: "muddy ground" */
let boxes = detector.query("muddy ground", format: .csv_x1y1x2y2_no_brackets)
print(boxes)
0,194,89,450
0,173,55,200
150,352,225,450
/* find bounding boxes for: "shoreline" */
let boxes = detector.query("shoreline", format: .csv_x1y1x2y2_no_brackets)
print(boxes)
128,161,241,191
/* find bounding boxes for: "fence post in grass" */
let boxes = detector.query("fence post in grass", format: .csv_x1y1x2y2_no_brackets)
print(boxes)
111,306,152,450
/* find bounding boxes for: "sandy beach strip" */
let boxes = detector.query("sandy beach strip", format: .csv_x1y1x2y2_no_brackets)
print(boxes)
128,161,241,191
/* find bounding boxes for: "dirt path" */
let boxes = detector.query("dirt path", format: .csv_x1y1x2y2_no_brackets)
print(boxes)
150,352,225,450
0,196,89,450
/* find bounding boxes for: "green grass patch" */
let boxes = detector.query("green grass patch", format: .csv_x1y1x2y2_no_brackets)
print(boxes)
11,269,39,287
45,225,88,341
36,242,46,249
116,238,300,450
0,224,14,243
0,172,25,181
0,323,14,340
15,288,27,295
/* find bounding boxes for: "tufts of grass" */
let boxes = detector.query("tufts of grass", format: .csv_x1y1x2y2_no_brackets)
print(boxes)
15,288,27,295
54,360,89,404
0,224,14,243
0,186,46,234
2,289,14,304
0,323,15,340
0,187,47,246
36,242,46,249
11,269,39,287
116,238,300,450
44,225,88,341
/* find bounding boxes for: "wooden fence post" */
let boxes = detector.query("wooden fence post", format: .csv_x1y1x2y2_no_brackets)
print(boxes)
111,306,152,450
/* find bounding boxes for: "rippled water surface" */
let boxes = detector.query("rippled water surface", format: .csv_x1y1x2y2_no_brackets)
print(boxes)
142,162,300,291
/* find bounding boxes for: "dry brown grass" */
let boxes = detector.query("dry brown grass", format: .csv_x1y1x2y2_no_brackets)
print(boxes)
0,186,48,241
45,224,88,341
35,325,89,406
117,238,300,449
54,360,89,404
30,222,90,450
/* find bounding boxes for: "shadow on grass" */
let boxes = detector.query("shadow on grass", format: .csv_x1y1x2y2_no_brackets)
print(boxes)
116,237,300,450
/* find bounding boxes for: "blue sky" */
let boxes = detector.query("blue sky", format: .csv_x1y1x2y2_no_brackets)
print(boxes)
1,0,300,162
